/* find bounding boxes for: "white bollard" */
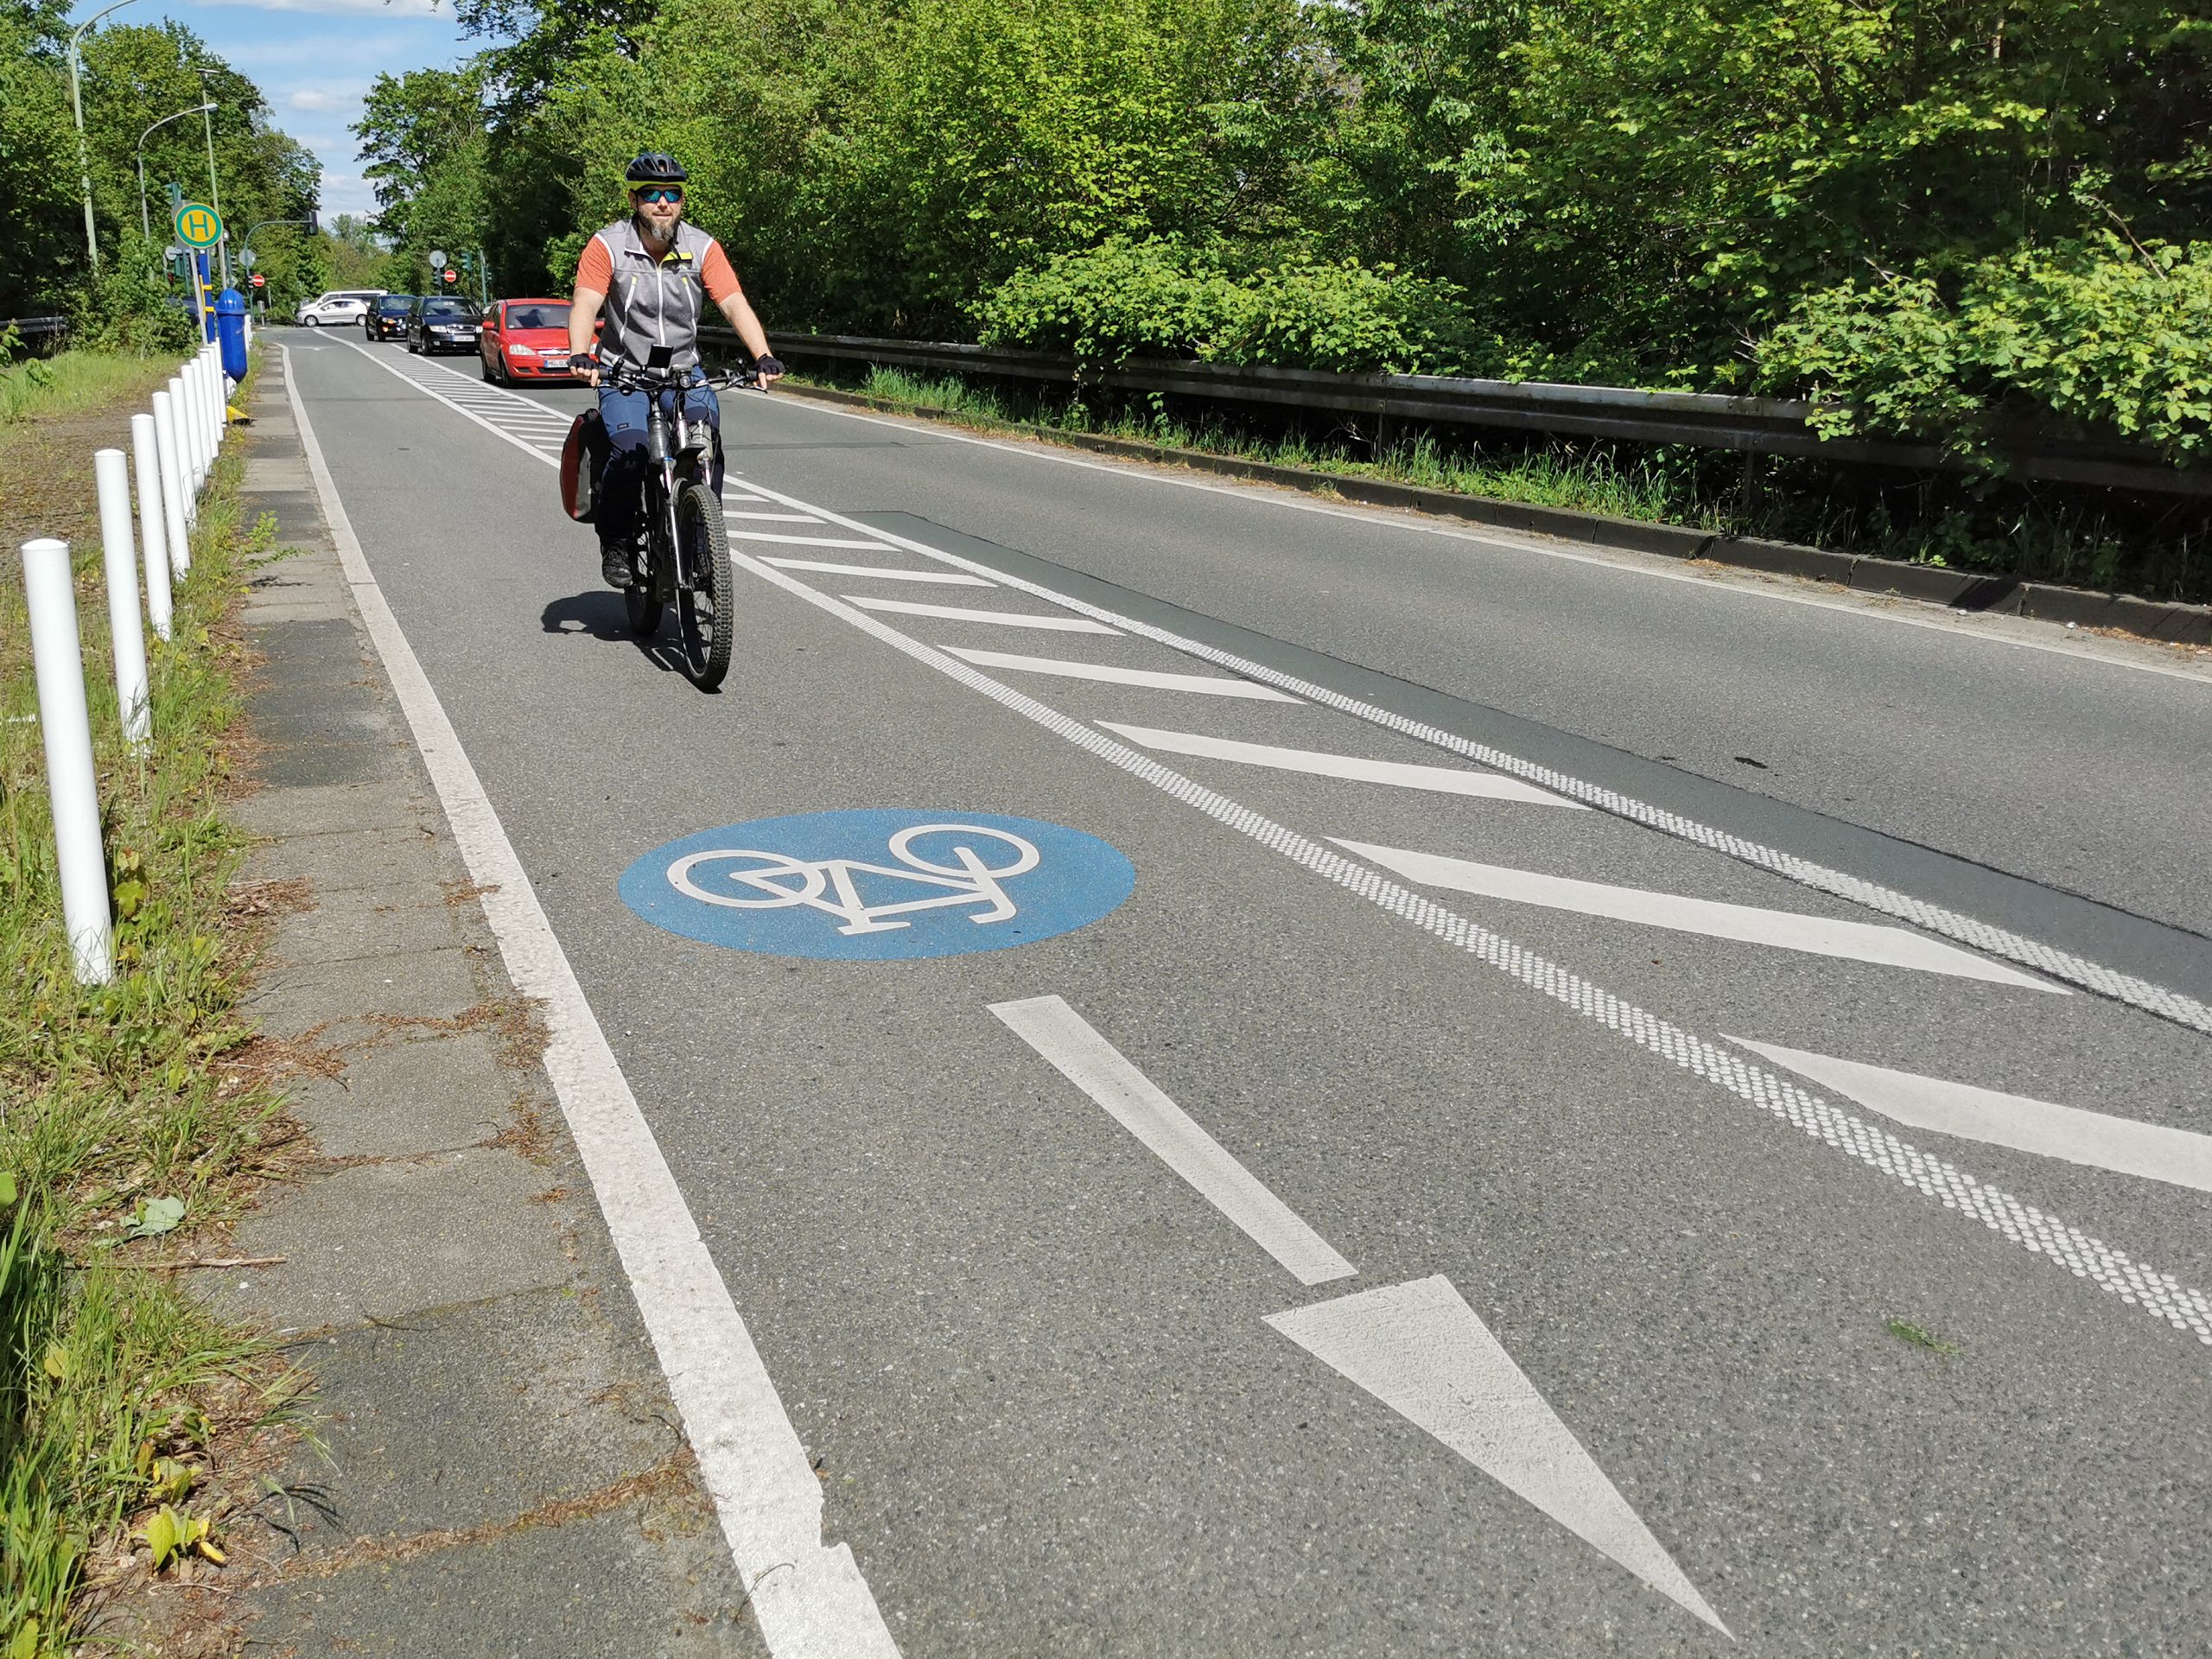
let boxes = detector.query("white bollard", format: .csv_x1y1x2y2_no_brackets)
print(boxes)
168,374,201,513
19,538,116,987
130,413,174,641
153,391,194,568
189,356,211,479
94,451,151,753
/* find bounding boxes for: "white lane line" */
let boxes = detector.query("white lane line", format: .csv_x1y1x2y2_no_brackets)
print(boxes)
1098,722,1584,808
726,510,828,522
290,345,901,1655
1333,840,2059,992
1726,1037,2212,1195
943,647,1301,702
844,596,1120,635
1268,1277,1728,1634
344,332,2212,1351
728,529,897,550
760,556,992,587
990,995,1355,1286
707,485,2212,1038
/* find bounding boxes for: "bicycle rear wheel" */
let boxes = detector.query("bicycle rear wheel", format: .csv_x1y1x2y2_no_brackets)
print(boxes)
674,481,734,690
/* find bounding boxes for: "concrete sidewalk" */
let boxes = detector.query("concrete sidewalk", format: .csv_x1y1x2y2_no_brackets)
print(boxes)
213,350,764,1656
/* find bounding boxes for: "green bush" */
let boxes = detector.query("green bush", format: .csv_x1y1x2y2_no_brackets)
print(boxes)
1758,235,2212,464
71,235,199,359
976,237,1506,374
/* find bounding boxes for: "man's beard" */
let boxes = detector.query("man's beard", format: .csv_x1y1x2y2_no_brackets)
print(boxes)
637,207,683,243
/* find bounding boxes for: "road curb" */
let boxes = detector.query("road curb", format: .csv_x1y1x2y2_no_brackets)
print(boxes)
773,382,2212,648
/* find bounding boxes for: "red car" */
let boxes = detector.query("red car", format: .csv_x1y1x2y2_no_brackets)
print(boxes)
478,297,599,385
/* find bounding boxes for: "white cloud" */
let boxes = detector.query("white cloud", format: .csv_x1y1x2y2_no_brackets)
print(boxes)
286,89,359,112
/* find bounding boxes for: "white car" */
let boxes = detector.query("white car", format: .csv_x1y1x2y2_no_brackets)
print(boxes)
296,289,384,327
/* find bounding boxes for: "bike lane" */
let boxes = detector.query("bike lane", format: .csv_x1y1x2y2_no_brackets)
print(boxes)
280,337,2212,1656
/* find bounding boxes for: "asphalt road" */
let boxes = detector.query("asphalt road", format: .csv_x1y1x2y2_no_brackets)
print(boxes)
281,333,2212,1656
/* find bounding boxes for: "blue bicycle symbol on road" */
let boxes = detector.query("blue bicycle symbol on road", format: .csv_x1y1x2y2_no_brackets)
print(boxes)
619,809,1135,960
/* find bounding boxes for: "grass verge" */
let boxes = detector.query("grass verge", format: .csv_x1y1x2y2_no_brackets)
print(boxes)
2,347,295,1656
814,365,2209,603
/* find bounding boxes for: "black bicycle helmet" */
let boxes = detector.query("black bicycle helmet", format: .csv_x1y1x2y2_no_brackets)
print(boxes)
625,152,689,187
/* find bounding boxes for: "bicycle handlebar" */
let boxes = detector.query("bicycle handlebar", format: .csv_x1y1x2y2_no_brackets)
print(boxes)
588,359,766,393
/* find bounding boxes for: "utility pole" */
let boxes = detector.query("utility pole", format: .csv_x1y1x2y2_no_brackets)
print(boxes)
67,0,144,271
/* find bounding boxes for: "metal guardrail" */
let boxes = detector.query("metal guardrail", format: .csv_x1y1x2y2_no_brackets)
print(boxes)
2,315,72,356
745,330,2211,499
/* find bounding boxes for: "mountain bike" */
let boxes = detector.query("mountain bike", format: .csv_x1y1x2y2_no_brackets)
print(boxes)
598,348,761,691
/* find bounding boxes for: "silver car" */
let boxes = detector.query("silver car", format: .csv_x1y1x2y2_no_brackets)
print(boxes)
296,289,384,327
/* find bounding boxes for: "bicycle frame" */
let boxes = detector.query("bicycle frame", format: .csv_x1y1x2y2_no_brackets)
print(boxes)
606,349,748,604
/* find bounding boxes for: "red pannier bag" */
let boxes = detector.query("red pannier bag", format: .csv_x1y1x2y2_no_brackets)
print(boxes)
560,407,609,522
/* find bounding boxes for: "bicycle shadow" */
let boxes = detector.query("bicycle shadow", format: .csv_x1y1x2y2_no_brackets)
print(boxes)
540,592,693,679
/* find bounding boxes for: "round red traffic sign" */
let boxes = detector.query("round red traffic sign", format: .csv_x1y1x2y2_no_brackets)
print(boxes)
249,272,265,287
443,268,458,282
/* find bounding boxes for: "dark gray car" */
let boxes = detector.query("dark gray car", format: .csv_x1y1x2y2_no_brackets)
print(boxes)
406,296,483,355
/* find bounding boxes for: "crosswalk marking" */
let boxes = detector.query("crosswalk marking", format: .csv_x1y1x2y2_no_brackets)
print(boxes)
1726,1038,2212,1193
943,648,1301,702
1332,840,2062,991
843,596,1119,635
1096,723,1584,807
759,556,993,586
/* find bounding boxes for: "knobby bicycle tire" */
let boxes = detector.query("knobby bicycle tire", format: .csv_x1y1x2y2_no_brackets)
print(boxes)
675,480,734,690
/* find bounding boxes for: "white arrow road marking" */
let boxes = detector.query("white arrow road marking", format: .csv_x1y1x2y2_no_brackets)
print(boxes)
995,996,1725,1630
759,556,993,587
844,596,1120,634
945,647,1301,702
1268,1276,1730,1637
1097,722,1585,808
1332,840,2061,993
1726,1037,2212,1194
989,995,1355,1285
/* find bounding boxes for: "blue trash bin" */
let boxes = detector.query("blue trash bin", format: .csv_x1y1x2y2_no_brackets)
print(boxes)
215,289,248,384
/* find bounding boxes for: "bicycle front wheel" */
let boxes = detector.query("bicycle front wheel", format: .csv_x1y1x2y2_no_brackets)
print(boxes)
674,481,734,691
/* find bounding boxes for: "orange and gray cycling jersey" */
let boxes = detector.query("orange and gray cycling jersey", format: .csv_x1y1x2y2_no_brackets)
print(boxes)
574,218,743,373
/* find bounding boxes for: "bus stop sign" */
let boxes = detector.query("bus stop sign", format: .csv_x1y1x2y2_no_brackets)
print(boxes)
174,202,224,249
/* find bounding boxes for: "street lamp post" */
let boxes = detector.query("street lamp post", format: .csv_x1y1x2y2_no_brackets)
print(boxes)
193,66,231,288
138,103,215,239
67,0,145,272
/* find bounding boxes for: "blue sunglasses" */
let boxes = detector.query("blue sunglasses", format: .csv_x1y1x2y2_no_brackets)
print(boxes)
633,186,683,203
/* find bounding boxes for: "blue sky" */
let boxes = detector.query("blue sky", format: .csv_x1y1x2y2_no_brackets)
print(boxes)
86,1,493,222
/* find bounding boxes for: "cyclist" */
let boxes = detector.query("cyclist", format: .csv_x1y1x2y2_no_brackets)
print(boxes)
568,152,784,588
